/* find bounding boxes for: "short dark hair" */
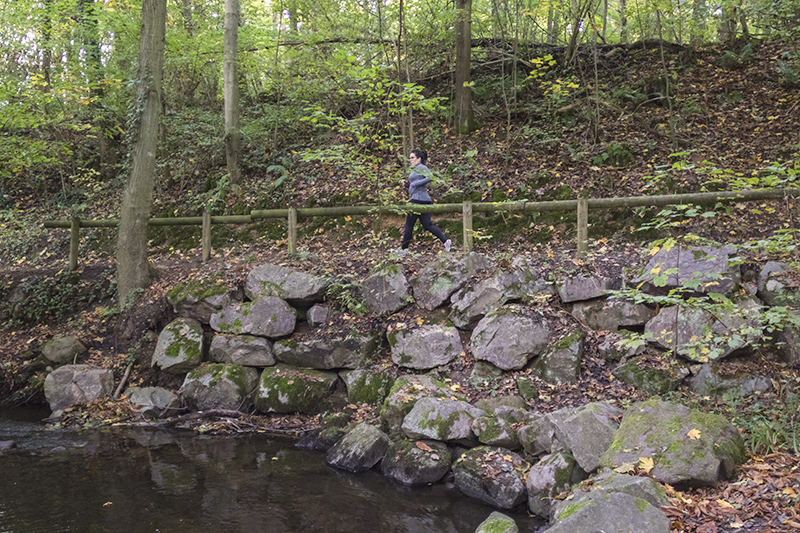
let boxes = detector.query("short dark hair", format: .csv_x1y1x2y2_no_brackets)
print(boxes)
411,149,428,164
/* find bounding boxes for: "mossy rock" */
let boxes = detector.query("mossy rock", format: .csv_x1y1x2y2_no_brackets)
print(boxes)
254,363,338,414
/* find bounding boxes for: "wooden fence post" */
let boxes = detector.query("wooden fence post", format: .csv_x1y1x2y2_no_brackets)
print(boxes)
463,201,473,251
577,197,588,256
69,216,80,271
288,207,297,255
202,210,211,262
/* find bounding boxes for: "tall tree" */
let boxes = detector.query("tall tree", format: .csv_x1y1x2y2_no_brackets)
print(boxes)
454,0,478,134
224,0,241,185
116,0,167,307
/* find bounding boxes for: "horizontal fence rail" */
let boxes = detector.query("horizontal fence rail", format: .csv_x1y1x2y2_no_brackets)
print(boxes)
43,187,800,270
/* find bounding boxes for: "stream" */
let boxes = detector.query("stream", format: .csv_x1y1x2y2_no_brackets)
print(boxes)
0,408,544,532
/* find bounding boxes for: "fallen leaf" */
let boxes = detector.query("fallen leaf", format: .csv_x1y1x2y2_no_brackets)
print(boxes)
687,428,702,440
416,441,433,452
614,462,636,474
638,456,655,474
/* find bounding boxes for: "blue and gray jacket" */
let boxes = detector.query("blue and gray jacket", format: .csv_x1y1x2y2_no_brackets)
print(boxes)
408,163,433,202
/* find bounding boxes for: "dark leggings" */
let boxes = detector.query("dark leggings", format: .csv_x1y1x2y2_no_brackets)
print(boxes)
401,200,447,249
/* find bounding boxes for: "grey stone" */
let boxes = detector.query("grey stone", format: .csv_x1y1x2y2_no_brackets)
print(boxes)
518,407,579,457
379,375,466,434
339,369,395,406
472,414,520,448
210,296,297,338
475,512,518,533
180,364,259,411
634,244,740,296
571,298,655,332
526,452,586,518
361,268,411,315
44,364,113,412
381,439,452,485
209,334,275,367
471,308,551,370
547,491,670,533
453,446,529,509
411,252,494,310
151,317,204,374
401,397,485,445
389,325,463,370
306,304,332,327
326,423,389,473
757,261,800,307
612,359,681,396
41,335,87,365
274,331,380,370
254,363,338,414
552,402,623,473
245,263,329,308
690,363,773,398
125,386,182,419
165,281,235,323
558,274,615,303
529,330,584,384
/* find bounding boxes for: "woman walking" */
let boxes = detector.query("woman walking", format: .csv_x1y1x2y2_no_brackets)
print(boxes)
400,149,451,252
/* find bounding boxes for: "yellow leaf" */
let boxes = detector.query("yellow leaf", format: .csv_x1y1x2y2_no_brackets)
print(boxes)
687,429,701,440
503,455,513,461
716,499,735,508
450,384,461,391
638,457,655,474
416,317,424,325
649,246,660,256
103,501,113,507
487,181,493,187
782,487,798,497
614,462,636,474
344,215,352,221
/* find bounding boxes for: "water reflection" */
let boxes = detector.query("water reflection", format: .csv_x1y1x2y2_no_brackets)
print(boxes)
0,409,544,532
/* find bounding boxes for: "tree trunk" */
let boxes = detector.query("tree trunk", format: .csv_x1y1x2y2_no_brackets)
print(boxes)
224,0,241,185
619,0,628,43
116,0,166,308
454,0,478,134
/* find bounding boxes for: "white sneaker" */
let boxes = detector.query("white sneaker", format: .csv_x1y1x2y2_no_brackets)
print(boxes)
444,239,452,252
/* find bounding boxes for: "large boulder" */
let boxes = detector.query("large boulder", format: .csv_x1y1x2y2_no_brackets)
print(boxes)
274,331,380,370
245,263,329,308
326,423,389,473
558,273,616,303
401,397,485,445
472,414,520,448
381,439,452,485
757,261,800,307
529,330,584,384
254,364,338,414
379,375,467,434
452,446,529,509
474,512,518,533
44,364,114,412
165,279,236,323
388,325,464,370
600,399,747,487
517,407,578,457
689,363,772,398
361,267,411,315
612,359,682,396
470,307,551,370
210,296,297,338
125,386,182,419
151,318,204,374
411,253,494,310
339,369,395,406
41,335,87,365
208,334,275,367
526,452,586,518
645,296,762,361
546,491,670,533
571,298,655,332
550,471,668,523
552,402,623,473
180,363,259,411
634,244,740,296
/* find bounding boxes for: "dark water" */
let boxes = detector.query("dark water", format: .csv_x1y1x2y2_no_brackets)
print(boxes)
0,409,544,532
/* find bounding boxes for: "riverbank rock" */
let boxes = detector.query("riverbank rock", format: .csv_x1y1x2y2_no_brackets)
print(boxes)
180,364,259,411
361,267,411,314
151,317,204,374
453,446,529,509
326,423,389,473
517,407,578,457
558,273,615,303
645,296,762,361
274,331,380,370
526,452,586,518
529,330,584,384
339,369,395,405
690,363,773,398
126,386,182,419
210,296,297,338
165,279,236,323
379,375,467,433
471,308,550,370
401,397,485,445
44,364,114,412
41,335,87,365
411,253,493,310
547,491,669,533
388,325,463,370
571,298,654,332
245,263,329,308
475,512,518,533
254,364,338,414
472,414,520,448
757,261,800,307
553,401,623,473
600,399,747,487
634,244,740,296
381,439,452,485
209,334,275,367
612,359,681,396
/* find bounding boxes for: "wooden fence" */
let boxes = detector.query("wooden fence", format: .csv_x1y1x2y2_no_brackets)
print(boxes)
44,187,800,271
